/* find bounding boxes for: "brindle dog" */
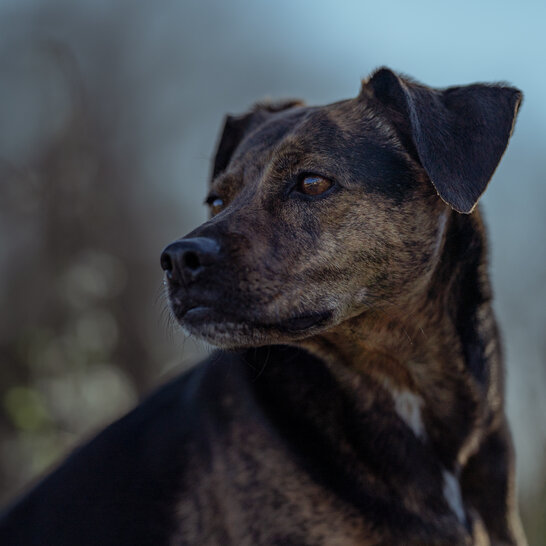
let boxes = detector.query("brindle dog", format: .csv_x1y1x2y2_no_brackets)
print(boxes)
0,68,526,545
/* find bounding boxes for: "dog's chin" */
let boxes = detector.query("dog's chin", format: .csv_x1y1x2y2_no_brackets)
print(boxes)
174,305,333,348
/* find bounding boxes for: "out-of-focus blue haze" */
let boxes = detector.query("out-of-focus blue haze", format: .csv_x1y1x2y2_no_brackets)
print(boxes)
0,0,544,541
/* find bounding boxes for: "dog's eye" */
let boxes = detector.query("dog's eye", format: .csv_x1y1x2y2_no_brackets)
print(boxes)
297,175,333,196
205,195,225,215
210,198,224,215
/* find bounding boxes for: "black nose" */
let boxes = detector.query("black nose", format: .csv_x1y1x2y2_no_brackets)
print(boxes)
160,237,221,284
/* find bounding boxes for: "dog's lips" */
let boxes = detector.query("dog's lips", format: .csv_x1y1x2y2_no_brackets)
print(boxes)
174,301,332,335
182,305,214,321
274,310,332,332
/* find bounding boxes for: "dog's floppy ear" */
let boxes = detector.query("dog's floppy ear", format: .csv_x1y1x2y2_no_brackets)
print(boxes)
211,100,304,180
212,113,253,179
366,68,522,213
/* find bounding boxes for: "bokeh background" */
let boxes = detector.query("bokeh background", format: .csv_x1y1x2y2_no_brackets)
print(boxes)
0,0,544,542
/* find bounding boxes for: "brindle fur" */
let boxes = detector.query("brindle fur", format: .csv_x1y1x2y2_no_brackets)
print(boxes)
0,68,526,545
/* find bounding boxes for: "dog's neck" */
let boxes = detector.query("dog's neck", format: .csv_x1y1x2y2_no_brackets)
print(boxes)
299,210,498,470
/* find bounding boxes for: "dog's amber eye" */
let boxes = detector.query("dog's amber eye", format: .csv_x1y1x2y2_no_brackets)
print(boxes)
206,195,225,216
298,175,333,196
210,198,224,215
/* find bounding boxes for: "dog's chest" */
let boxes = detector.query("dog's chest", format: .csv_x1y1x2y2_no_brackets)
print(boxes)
170,419,373,545
170,410,472,546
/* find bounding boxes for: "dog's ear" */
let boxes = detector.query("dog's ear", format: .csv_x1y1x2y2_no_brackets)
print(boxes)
366,68,522,213
211,100,304,180
212,113,254,179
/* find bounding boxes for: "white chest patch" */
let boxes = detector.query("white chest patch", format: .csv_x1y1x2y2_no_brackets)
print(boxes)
380,378,426,440
392,388,426,439
432,209,449,261
442,469,466,524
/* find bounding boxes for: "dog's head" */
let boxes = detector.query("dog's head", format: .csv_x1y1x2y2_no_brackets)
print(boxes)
161,68,521,348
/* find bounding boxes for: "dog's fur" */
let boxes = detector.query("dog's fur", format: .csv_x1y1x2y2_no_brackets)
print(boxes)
0,68,526,545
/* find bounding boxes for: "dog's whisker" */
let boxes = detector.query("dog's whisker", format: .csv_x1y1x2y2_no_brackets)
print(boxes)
252,346,270,382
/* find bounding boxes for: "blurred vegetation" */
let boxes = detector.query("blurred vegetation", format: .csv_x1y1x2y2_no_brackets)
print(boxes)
0,2,203,504
0,1,543,544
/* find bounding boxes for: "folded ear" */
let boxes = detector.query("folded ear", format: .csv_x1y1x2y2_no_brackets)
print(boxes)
212,113,253,179
366,68,522,213
211,100,304,180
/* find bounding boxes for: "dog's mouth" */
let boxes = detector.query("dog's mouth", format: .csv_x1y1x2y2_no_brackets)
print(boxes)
181,305,332,333
275,310,333,332
168,293,333,347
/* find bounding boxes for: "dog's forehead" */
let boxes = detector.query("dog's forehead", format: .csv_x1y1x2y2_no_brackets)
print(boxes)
233,97,402,166
218,97,415,200
231,105,317,161
272,98,382,142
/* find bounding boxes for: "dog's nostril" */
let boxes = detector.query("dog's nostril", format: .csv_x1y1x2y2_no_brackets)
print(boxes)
161,237,220,282
160,251,173,272
183,251,201,271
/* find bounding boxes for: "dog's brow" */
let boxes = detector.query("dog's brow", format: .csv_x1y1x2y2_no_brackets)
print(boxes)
269,146,303,172
211,172,240,191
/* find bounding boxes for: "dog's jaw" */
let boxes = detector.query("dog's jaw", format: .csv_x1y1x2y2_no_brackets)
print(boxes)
175,303,335,348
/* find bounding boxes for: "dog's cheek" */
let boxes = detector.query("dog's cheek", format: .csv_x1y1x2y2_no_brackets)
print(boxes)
318,200,442,308
369,204,449,301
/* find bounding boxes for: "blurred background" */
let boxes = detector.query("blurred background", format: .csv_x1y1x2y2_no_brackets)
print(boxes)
0,0,544,542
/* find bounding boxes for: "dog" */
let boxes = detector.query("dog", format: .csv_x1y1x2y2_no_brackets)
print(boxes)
0,67,526,545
